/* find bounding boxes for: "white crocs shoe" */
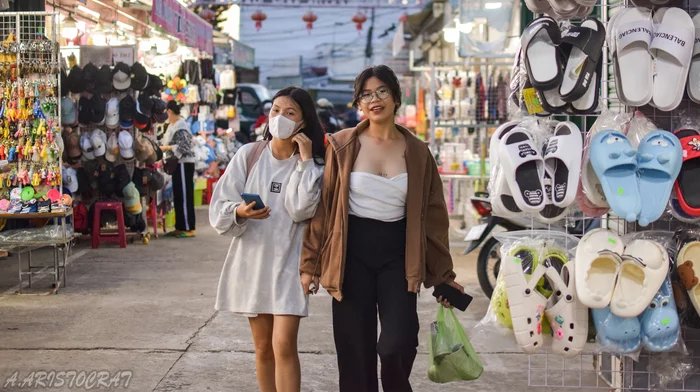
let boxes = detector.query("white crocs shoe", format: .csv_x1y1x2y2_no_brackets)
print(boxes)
544,260,589,358
503,255,549,354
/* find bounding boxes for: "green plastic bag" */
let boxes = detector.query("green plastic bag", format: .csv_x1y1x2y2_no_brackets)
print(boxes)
427,305,483,383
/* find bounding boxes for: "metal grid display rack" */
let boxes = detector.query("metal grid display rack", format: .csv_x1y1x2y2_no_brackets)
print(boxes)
0,12,74,294
512,0,700,388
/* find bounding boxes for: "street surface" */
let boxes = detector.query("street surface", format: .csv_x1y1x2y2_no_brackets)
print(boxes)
0,208,595,391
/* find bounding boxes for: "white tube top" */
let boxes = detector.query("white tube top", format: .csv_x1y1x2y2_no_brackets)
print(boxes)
348,172,408,222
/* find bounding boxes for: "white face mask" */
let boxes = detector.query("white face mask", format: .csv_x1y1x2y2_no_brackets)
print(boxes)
268,114,301,140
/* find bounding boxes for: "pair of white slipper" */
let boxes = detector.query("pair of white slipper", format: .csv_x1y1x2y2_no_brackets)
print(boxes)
575,229,669,318
489,121,582,223
608,7,694,110
502,248,588,358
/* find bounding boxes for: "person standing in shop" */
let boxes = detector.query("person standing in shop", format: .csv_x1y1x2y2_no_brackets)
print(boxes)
161,100,197,238
300,65,464,392
210,86,326,392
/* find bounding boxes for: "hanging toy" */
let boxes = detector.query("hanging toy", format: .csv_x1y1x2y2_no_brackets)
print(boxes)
164,77,188,103
31,172,40,187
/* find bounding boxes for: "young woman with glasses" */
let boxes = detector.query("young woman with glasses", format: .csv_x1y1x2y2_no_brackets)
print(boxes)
300,65,464,392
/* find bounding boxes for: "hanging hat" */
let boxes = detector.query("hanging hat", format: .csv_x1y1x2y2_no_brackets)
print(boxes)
97,161,116,195
130,62,149,91
112,62,131,91
147,73,164,96
105,132,119,162
80,132,95,160
114,164,131,195
134,133,155,163
90,94,106,125
62,167,79,193
118,130,134,160
91,129,107,158
68,65,85,94
96,65,114,95
63,129,82,163
137,94,154,117
78,97,92,127
105,98,119,129
61,97,77,126
151,98,168,123
119,95,136,122
83,62,99,93
122,182,142,215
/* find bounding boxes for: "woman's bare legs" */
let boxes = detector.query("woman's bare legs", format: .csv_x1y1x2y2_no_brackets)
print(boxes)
249,315,276,392
272,315,302,392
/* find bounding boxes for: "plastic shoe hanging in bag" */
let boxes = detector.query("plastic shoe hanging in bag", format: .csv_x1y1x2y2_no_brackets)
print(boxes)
428,305,483,383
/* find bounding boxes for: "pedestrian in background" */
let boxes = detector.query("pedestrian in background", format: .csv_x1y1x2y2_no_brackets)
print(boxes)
300,65,464,392
210,86,326,392
161,100,196,238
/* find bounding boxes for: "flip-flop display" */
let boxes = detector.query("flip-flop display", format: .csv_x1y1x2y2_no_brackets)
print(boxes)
587,130,681,224
474,0,700,367
517,17,605,115
489,119,582,222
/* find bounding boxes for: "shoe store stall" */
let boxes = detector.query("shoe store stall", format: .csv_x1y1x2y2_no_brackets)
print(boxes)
459,0,700,389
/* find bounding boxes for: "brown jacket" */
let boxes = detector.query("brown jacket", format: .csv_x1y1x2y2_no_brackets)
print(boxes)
300,120,456,301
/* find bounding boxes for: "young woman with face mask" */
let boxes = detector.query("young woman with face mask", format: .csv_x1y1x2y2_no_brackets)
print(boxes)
300,65,464,392
209,87,325,392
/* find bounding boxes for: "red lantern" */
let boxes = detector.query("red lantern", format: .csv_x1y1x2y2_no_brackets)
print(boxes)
199,8,216,21
251,10,267,31
352,12,367,33
302,11,317,34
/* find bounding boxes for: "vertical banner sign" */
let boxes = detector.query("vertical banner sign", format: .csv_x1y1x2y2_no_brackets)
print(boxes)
152,0,214,55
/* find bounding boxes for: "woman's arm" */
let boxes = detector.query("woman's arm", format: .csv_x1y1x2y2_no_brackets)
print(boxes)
300,146,336,277
284,160,324,223
424,156,457,287
169,128,194,159
208,145,251,236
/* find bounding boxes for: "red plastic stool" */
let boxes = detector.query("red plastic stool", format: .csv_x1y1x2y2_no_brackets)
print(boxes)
92,201,127,249
204,177,218,205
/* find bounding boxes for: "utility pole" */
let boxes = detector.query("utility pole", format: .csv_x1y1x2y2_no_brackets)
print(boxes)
364,7,375,67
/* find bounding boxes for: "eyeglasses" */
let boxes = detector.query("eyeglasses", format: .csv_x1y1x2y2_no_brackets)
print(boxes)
358,88,390,104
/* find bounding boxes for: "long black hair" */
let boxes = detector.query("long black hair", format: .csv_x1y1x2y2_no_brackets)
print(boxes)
264,86,326,165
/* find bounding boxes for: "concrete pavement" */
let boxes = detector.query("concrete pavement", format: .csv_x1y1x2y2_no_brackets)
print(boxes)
0,208,600,391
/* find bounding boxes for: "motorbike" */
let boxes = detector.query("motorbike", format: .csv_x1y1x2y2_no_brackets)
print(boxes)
465,191,600,298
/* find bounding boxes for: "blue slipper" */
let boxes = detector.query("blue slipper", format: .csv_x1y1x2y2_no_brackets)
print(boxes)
636,131,682,226
590,131,641,222
592,307,642,354
639,276,680,352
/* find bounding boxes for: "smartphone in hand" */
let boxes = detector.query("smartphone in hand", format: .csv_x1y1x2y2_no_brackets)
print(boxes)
241,193,266,210
432,283,473,311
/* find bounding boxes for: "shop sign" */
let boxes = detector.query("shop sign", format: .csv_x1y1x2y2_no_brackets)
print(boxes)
112,46,134,66
151,0,214,55
232,39,255,70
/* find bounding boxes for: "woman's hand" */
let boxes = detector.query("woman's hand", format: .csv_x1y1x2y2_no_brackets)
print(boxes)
236,200,271,220
300,272,320,295
436,280,465,308
160,145,171,152
292,133,313,161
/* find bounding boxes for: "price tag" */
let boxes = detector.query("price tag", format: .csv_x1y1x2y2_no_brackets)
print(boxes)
522,88,545,115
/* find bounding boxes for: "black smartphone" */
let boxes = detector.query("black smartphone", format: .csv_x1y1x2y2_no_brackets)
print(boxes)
432,283,473,311
241,193,266,210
